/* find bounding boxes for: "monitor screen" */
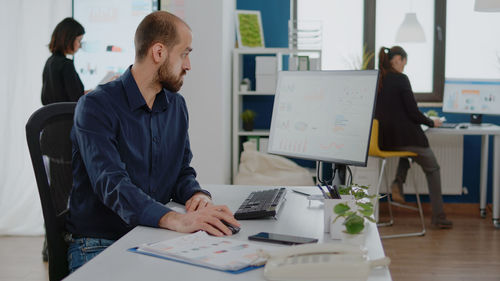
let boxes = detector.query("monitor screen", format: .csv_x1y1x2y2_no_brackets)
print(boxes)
443,78,500,116
268,70,379,167
73,0,159,90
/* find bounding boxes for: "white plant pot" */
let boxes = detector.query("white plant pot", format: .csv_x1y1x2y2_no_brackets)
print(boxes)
323,195,355,233
340,229,367,247
329,216,345,240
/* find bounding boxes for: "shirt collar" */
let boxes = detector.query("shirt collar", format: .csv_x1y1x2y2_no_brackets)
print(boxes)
121,66,169,112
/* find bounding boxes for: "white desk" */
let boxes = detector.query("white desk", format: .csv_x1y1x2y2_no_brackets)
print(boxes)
64,185,392,281
427,123,500,228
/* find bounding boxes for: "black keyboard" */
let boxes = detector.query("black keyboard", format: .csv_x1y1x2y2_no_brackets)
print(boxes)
234,188,287,220
440,123,458,129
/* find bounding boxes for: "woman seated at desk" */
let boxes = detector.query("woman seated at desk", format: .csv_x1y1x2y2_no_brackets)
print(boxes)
375,46,452,229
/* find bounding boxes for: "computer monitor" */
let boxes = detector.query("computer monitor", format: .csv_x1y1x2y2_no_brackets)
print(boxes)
268,70,379,167
73,0,159,90
442,78,500,125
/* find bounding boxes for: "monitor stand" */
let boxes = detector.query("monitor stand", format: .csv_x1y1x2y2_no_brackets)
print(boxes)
316,161,346,187
470,114,482,125
469,114,493,127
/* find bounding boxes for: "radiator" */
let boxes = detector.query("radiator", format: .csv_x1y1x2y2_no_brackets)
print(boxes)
352,134,464,195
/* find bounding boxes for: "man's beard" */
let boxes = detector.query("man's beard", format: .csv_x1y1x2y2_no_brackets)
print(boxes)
156,59,185,93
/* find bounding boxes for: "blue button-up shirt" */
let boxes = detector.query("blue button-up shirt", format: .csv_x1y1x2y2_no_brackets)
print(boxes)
67,67,208,240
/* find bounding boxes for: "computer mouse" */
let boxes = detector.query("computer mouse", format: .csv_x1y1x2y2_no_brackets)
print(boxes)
459,124,468,129
221,220,240,235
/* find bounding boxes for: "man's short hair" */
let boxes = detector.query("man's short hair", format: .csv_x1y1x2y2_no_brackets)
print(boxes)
134,11,190,61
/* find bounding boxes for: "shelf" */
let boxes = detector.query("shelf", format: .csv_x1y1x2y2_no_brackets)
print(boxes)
237,130,270,136
238,91,275,96
232,47,322,182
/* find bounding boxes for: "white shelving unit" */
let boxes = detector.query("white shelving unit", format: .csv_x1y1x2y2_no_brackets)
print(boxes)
231,48,321,181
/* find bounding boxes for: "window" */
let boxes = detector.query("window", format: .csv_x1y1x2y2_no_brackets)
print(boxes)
446,1,500,79
297,0,364,70
296,1,500,102
295,0,447,102
376,0,435,93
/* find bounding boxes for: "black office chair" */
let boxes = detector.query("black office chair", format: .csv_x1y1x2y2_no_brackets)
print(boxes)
26,102,76,281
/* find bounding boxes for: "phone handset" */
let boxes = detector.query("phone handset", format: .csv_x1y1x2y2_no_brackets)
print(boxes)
260,243,391,281
260,243,366,260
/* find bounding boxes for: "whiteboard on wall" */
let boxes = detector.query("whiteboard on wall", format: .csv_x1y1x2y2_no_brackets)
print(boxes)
268,70,379,167
73,0,159,90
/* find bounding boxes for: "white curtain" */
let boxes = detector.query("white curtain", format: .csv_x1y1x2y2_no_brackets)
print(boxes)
0,0,71,235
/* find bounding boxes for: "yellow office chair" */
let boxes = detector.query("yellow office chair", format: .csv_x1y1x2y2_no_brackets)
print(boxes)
369,119,426,239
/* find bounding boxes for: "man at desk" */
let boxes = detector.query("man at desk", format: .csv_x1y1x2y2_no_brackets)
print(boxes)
66,11,239,272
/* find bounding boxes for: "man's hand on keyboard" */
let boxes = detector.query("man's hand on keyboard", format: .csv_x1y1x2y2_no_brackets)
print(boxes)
159,205,240,237
185,192,213,212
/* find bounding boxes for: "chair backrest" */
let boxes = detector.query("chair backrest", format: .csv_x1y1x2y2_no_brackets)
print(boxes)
369,119,383,157
26,102,76,281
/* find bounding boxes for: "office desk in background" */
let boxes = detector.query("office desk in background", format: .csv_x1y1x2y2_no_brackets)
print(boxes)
65,185,392,281
427,123,500,228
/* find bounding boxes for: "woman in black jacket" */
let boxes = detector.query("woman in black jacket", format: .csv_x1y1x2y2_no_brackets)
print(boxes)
42,17,85,104
40,17,85,260
375,46,452,228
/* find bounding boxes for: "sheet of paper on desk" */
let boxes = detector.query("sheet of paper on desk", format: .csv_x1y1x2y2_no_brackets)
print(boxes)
422,116,446,131
132,231,279,273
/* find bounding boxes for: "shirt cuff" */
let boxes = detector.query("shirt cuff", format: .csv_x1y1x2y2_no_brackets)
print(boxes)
180,188,212,204
426,118,435,127
193,189,212,199
139,201,171,228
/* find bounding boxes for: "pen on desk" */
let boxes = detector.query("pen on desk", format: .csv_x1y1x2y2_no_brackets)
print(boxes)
316,184,329,199
292,189,311,197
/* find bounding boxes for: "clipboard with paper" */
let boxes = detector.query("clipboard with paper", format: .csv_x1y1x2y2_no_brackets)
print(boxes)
128,231,278,274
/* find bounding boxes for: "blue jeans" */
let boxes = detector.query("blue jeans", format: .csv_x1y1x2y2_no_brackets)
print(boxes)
67,236,116,273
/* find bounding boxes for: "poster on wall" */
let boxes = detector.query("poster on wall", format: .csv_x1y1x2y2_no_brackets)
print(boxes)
235,10,265,48
73,0,159,90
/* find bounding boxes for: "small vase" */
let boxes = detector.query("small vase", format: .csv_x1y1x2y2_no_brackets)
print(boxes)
243,121,254,131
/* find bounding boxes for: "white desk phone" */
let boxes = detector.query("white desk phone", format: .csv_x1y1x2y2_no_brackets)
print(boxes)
259,243,390,281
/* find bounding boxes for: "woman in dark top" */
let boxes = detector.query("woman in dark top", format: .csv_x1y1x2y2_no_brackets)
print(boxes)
42,17,85,104
375,46,452,228
40,18,85,261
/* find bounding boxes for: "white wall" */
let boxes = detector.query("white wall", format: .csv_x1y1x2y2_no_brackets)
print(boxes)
0,0,233,234
0,0,71,235
167,0,234,184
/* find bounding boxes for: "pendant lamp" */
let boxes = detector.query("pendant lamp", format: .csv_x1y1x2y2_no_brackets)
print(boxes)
474,0,500,12
395,12,426,43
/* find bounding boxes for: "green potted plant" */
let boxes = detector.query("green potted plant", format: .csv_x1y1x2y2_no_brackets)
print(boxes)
425,109,439,118
331,184,376,237
241,109,257,131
